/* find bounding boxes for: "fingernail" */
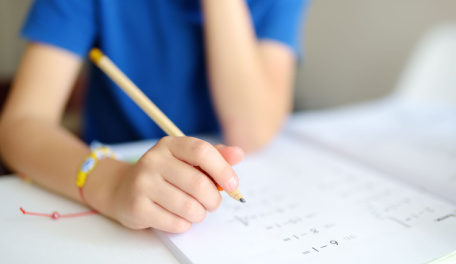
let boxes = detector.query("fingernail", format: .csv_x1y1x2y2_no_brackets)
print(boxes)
227,177,238,191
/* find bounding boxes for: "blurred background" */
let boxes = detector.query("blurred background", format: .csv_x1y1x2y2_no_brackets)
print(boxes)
0,0,455,123
295,0,456,110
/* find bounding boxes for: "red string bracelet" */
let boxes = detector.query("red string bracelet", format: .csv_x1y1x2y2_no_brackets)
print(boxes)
19,146,117,220
19,207,97,219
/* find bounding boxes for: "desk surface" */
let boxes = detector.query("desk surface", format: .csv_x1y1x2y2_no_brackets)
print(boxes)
0,176,179,264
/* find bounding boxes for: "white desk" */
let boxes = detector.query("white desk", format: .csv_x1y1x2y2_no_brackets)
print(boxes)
0,175,179,264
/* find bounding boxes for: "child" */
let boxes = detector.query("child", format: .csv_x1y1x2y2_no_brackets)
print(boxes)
0,0,308,233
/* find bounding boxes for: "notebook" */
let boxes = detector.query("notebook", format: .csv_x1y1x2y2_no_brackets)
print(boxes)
148,98,456,264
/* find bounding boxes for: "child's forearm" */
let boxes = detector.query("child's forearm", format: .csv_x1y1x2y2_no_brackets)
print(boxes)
0,43,130,217
0,117,129,217
201,0,296,152
0,118,89,200
0,42,245,232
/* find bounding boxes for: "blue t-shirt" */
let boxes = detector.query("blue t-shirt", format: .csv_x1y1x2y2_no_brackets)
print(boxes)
22,0,309,144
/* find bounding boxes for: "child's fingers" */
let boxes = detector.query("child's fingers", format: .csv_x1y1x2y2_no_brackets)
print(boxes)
214,144,245,165
146,202,192,233
169,137,239,191
151,178,207,223
163,159,222,212
119,195,192,233
167,137,239,192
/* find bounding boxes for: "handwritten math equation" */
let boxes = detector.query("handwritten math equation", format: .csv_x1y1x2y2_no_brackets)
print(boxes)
295,235,357,256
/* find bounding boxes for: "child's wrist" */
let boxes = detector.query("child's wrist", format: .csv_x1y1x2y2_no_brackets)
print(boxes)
82,158,133,218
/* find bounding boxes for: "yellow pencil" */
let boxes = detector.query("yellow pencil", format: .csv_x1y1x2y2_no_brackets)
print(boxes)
89,48,245,203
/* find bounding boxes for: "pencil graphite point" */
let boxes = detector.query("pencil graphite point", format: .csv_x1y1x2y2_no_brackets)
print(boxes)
240,198,246,203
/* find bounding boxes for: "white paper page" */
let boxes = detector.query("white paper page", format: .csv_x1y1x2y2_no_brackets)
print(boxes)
109,138,158,162
155,136,456,264
287,98,456,204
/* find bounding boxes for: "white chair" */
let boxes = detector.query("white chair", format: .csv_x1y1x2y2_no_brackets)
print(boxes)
394,23,456,105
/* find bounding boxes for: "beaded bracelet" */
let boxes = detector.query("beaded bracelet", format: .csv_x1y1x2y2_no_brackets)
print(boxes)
76,146,117,205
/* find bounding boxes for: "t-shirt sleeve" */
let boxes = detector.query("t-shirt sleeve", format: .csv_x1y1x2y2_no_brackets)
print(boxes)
21,0,97,57
255,0,310,56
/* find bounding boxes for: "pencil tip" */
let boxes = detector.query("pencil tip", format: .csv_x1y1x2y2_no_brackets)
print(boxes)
240,198,246,203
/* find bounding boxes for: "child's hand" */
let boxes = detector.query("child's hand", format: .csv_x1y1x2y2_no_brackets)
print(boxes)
108,136,244,233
